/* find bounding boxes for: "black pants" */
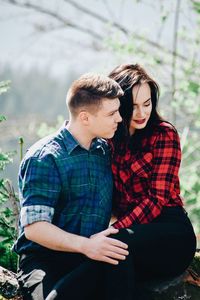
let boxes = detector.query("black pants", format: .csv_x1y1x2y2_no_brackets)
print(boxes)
17,207,196,300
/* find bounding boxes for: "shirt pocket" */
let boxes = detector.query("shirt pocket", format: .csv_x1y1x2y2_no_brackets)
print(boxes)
131,152,153,178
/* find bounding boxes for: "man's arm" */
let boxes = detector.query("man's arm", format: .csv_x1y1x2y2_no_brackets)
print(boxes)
25,221,129,265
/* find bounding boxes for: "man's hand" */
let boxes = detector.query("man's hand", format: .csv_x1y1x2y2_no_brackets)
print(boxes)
81,227,129,265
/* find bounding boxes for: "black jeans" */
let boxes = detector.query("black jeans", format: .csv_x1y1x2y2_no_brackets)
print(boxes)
17,207,196,300
105,207,196,300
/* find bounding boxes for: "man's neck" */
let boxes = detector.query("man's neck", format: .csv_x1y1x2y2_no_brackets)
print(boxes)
66,121,93,150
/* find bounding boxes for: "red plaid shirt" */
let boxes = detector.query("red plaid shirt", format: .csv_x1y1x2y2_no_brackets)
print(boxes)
111,122,183,229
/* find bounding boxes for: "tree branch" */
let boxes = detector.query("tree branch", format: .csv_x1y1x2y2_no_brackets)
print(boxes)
64,0,129,34
2,0,103,39
4,180,19,235
1,0,192,61
52,0,190,61
171,0,181,124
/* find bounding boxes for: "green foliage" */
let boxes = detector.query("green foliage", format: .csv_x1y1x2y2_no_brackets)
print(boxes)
0,115,6,123
0,151,16,172
181,131,200,232
0,81,19,272
0,196,18,272
0,81,10,96
192,1,200,14
37,115,64,138
190,254,200,275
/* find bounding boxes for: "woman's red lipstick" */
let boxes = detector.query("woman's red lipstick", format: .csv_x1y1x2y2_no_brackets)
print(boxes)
134,119,146,124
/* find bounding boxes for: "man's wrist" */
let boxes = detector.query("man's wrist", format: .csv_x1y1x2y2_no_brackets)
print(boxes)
75,236,89,255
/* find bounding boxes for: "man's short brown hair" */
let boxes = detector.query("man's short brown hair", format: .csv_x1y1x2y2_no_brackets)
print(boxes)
66,73,124,116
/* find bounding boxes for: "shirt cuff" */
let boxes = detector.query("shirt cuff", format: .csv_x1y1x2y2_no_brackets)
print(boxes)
112,221,121,229
20,205,55,227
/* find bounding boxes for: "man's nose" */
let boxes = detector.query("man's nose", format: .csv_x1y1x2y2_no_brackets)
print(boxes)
116,111,122,123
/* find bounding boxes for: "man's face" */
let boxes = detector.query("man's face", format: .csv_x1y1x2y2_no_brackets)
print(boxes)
88,98,122,139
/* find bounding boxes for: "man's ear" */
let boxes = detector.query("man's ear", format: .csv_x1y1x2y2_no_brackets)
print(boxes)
79,111,89,125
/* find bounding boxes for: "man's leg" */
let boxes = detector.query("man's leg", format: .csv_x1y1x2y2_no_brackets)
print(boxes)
46,259,104,300
17,252,88,300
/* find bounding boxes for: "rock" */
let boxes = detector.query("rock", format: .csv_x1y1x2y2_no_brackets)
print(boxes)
143,271,200,300
0,266,22,300
143,253,200,300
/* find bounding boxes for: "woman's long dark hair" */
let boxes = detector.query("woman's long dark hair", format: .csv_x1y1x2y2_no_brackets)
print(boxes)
109,63,165,152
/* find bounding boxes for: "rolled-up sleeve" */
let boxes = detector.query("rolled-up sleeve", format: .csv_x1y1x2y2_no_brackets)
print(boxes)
19,154,61,227
20,205,55,227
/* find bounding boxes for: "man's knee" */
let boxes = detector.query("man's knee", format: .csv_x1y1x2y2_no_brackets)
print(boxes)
18,269,47,300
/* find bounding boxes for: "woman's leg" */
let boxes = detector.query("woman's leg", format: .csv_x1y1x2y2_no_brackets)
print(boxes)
131,208,196,280
106,207,196,299
103,228,136,300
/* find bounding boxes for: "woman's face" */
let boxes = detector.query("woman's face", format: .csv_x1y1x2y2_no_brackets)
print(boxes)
129,82,152,135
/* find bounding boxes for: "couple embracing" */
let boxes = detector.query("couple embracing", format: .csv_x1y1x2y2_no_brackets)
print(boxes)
14,64,196,300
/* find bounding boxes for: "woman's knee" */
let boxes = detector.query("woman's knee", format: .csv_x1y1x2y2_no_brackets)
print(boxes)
109,228,134,245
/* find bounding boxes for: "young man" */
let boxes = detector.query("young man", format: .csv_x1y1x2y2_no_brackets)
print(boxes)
14,73,128,300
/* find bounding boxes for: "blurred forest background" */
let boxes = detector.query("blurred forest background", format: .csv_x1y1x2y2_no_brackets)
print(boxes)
0,0,200,271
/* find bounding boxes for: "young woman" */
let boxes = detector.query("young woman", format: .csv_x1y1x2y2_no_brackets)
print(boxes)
108,63,196,299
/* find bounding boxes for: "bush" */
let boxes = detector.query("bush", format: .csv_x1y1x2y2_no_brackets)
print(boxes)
0,81,19,272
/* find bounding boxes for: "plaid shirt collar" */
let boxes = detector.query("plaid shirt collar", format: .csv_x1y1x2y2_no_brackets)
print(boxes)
59,122,107,155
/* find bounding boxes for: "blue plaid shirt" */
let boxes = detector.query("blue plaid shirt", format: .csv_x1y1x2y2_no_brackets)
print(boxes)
14,123,113,254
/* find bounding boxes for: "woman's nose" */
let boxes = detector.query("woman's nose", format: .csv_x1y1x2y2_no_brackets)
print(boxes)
135,107,145,117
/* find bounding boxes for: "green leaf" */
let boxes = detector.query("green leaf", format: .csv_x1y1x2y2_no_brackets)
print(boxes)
188,80,200,94
192,1,200,14
0,115,6,122
0,80,11,95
